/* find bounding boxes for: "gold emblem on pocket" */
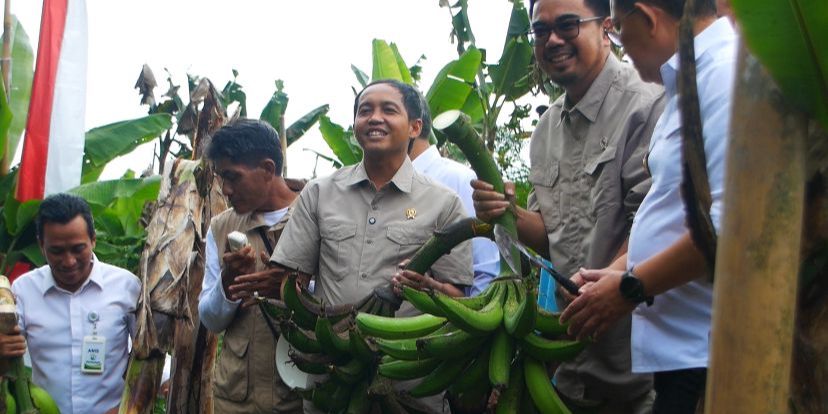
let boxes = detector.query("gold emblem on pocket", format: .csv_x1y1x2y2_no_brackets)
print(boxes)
405,208,416,220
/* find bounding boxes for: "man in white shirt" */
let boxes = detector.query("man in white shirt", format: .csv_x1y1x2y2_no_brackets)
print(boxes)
409,94,500,296
0,193,140,414
560,1,737,413
197,119,302,413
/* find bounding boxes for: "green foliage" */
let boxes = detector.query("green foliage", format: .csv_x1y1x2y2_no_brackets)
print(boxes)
82,114,173,182
318,115,362,166
220,69,247,117
260,79,289,133
426,47,483,125
488,1,533,101
372,39,413,84
3,16,34,163
286,104,330,146
731,0,828,129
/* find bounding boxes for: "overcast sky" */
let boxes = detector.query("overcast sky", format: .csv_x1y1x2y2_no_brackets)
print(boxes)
14,0,523,180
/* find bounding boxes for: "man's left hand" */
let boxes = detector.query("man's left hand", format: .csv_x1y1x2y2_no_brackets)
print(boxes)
228,265,288,308
560,268,636,341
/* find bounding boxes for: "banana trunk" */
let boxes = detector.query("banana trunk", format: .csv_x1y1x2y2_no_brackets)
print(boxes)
433,109,521,276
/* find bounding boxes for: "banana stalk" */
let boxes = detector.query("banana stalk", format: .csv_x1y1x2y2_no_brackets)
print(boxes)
433,109,521,276
405,217,493,275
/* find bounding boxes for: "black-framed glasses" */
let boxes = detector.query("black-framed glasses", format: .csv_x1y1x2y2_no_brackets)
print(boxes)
607,8,640,46
529,16,606,42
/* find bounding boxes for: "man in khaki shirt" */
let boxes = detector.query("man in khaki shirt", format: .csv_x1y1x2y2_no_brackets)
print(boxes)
473,0,664,412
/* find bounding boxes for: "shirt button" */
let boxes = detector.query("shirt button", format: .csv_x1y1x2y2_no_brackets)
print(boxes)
368,217,376,225
371,203,378,210
366,239,373,245
361,273,367,279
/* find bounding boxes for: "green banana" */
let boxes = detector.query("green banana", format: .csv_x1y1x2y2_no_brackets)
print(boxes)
29,382,60,414
520,333,586,362
402,286,445,316
282,273,319,330
372,337,423,361
345,378,372,414
489,327,514,389
407,355,473,398
504,281,537,338
289,349,334,375
494,359,524,414
449,345,490,394
356,312,446,340
330,358,366,385
524,357,572,414
279,320,323,354
315,316,351,356
2,379,15,414
378,357,442,380
431,281,505,335
348,326,379,364
258,298,292,321
535,309,568,337
416,328,488,360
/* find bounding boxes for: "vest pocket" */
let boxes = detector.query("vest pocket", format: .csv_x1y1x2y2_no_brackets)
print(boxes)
214,334,250,402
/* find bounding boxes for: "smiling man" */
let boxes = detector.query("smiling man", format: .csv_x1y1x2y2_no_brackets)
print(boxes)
560,1,737,413
471,0,663,412
271,79,472,413
198,119,303,413
0,193,140,414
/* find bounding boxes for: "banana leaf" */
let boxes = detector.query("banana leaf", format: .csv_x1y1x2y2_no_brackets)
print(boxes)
488,0,533,101
730,0,828,129
371,39,412,83
0,81,12,161
259,80,289,133
352,64,370,88
286,104,329,146
220,69,247,117
3,16,34,163
319,115,362,166
82,114,173,183
426,47,483,119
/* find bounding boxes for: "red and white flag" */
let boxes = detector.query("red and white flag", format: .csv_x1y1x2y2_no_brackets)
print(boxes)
16,0,87,201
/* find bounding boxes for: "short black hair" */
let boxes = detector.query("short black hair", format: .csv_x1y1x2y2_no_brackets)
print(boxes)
612,0,717,19
417,91,432,140
530,0,610,18
36,193,95,241
353,79,424,123
206,119,283,175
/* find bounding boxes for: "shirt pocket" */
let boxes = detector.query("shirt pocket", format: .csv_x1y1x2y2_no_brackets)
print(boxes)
320,222,358,281
529,163,562,231
583,143,619,217
214,334,250,402
386,225,432,267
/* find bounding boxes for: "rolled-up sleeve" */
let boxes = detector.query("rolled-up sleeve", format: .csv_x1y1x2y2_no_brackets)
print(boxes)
270,183,321,275
197,227,240,332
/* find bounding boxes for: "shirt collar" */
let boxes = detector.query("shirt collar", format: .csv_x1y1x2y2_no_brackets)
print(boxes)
555,54,620,125
411,145,441,172
235,198,298,232
344,157,415,193
39,254,103,295
660,17,736,97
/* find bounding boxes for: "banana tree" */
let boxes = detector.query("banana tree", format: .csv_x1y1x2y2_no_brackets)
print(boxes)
0,15,33,176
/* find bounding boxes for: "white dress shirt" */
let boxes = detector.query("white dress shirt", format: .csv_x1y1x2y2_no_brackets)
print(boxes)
198,208,287,332
627,18,737,373
12,258,140,414
411,146,500,296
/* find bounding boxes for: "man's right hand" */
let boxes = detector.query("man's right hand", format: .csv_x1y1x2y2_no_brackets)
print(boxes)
471,179,515,222
221,245,257,296
0,326,26,358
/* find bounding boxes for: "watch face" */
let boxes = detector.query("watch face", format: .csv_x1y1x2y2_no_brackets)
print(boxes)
620,274,643,301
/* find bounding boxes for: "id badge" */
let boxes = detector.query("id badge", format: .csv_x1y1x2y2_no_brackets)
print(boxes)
81,335,106,374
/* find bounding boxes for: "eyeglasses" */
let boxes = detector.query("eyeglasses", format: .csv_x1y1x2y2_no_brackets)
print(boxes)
606,8,640,46
529,16,606,42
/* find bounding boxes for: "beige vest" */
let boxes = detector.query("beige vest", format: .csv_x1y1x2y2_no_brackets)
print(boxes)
210,205,302,413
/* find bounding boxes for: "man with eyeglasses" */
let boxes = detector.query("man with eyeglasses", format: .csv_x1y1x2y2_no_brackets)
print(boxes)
561,0,737,413
472,0,663,412
198,119,303,413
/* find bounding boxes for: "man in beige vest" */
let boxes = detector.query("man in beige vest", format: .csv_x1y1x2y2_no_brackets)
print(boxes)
198,119,302,413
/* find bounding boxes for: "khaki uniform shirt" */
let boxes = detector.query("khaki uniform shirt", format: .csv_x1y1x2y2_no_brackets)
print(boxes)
528,54,664,404
209,206,303,413
272,157,473,315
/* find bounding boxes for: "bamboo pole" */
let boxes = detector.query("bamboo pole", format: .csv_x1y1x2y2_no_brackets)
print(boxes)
704,41,806,414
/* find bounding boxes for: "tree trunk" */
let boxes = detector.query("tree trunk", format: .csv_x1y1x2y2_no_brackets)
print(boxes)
704,41,806,414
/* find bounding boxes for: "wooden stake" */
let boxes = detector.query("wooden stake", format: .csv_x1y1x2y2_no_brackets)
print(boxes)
705,40,805,414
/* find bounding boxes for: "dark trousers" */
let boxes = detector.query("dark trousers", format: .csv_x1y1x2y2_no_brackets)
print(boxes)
652,368,707,414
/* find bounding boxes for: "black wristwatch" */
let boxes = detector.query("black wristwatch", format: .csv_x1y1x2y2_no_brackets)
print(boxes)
619,270,654,306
